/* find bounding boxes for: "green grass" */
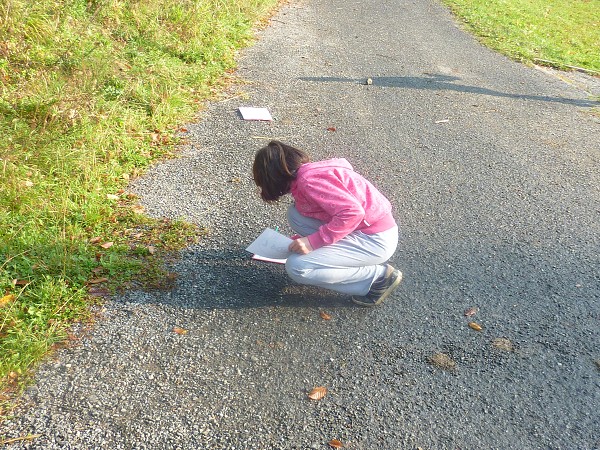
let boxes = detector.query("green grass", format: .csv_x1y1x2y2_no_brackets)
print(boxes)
0,0,278,409
441,0,600,73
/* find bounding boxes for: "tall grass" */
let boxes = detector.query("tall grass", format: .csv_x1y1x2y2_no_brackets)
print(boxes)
0,0,278,403
442,0,600,73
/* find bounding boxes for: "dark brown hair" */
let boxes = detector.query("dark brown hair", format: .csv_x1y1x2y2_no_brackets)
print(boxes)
253,141,310,202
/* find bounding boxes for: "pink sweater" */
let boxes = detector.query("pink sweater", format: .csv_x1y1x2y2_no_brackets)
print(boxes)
290,158,396,249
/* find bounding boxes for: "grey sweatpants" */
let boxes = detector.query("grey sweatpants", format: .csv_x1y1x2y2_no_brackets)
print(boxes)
285,205,399,296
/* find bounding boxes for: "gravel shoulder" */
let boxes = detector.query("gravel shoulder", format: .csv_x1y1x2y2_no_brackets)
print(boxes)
2,0,599,448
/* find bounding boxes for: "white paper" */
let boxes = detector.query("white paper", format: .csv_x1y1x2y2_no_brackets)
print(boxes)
246,228,293,260
251,254,287,265
239,107,273,121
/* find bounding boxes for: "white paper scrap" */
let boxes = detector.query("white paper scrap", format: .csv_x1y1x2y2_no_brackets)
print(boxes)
239,107,273,121
246,228,293,260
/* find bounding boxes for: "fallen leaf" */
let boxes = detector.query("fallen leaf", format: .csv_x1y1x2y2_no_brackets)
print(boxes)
327,127,337,132
492,337,514,352
320,310,332,320
132,204,145,214
89,236,102,244
147,246,156,255
87,277,108,285
308,386,327,400
464,307,478,317
329,439,344,448
100,242,113,249
173,326,188,335
88,287,110,298
468,321,483,331
0,294,16,308
14,279,28,286
22,180,34,187
92,267,104,275
179,127,188,132
106,193,119,200
429,352,456,371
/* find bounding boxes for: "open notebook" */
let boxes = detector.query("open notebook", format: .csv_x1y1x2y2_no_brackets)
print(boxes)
246,228,292,264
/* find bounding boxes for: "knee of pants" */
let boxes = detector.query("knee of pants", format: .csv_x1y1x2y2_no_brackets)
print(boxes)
285,254,313,284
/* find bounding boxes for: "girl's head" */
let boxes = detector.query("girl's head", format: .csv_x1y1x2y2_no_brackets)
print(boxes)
253,141,310,202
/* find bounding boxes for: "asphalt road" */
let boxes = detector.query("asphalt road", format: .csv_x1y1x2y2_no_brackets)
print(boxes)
3,0,599,448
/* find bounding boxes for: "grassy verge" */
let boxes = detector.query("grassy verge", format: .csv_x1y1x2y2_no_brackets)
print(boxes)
0,0,279,411
441,0,600,74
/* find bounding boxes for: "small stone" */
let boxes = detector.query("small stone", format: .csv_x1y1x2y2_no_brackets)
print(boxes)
366,78,373,85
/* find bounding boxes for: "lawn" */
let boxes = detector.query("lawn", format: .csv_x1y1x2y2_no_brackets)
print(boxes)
0,0,279,412
441,0,600,73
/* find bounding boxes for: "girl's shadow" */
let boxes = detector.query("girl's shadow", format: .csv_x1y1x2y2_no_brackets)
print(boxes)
127,248,354,310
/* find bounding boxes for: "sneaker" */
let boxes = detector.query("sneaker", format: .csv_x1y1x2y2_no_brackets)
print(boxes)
352,264,403,307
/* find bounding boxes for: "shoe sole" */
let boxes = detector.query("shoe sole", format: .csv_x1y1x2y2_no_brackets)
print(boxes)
352,270,403,307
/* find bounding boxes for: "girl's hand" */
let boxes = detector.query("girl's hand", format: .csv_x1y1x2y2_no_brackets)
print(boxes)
289,237,313,255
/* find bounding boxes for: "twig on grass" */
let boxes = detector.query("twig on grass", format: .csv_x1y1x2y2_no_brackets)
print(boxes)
0,434,43,445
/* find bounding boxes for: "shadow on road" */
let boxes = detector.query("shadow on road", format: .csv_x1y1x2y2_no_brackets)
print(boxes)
299,73,599,107
127,248,355,310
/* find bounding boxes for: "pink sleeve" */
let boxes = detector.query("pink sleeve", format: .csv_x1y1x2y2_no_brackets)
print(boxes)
302,177,365,249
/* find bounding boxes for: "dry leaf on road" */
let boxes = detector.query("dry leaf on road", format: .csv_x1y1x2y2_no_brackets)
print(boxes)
320,310,332,320
464,306,478,317
468,321,483,331
173,326,188,335
329,439,344,448
429,352,456,371
308,386,327,400
492,337,514,351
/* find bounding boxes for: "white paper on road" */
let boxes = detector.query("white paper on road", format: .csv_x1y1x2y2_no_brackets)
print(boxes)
239,107,273,121
246,228,293,261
